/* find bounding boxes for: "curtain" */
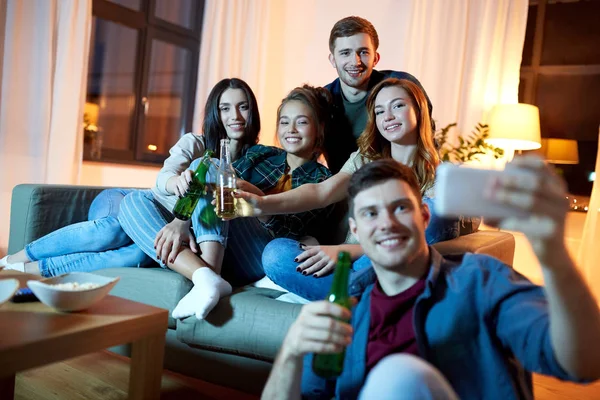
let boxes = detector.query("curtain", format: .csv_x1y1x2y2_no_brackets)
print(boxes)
193,0,278,144
578,130,600,302
0,0,92,255
402,0,528,137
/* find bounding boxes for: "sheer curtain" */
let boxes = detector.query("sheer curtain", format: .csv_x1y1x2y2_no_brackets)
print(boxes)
578,130,600,302
402,0,528,137
193,0,280,144
0,0,92,255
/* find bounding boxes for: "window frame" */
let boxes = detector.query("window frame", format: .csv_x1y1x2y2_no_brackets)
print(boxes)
520,0,600,197
85,0,204,166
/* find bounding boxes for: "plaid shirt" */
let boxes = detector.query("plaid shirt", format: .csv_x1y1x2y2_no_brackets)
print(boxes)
233,144,333,239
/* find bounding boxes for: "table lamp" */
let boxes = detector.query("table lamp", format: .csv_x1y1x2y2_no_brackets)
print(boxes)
486,103,542,162
540,138,579,164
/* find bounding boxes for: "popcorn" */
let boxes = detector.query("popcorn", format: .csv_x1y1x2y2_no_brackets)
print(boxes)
49,282,101,291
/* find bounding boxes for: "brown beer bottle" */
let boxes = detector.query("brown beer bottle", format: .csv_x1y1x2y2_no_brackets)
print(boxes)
312,251,352,378
216,139,237,219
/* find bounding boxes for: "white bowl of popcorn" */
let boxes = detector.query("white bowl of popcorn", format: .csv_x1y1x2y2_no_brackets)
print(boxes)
0,278,19,307
28,272,119,312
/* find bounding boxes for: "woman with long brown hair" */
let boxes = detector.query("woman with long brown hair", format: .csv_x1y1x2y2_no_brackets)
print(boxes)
237,78,459,301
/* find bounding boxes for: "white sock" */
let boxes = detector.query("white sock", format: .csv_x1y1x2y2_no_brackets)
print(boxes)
172,268,232,320
0,256,25,272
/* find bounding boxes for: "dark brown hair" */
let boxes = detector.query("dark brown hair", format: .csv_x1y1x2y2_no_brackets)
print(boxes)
277,85,333,159
357,78,439,194
329,16,379,53
204,78,260,158
348,159,422,216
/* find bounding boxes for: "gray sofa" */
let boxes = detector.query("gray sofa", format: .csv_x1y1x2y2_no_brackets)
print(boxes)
8,184,516,395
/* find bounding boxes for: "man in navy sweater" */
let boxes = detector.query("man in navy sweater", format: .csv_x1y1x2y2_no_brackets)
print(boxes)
262,157,600,400
323,16,433,173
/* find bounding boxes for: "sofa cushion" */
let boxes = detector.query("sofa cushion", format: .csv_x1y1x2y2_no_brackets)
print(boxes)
96,267,191,329
433,230,515,266
177,286,303,361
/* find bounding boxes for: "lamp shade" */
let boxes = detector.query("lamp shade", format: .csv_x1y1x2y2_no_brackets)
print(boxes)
84,102,100,125
540,138,579,164
487,104,542,151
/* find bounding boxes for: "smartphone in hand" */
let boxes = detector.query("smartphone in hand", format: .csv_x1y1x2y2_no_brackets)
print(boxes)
434,163,536,219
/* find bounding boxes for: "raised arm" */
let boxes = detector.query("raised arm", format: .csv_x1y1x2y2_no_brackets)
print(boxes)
235,171,352,217
490,155,600,379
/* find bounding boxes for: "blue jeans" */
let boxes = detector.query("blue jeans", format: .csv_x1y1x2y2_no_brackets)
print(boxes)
359,354,459,400
422,197,459,245
118,167,267,287
25,188,152,277
262,238,373,301
190,156,269,286
262,197,459,300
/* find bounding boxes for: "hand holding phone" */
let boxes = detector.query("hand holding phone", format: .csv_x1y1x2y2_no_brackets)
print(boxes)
434,163,537,219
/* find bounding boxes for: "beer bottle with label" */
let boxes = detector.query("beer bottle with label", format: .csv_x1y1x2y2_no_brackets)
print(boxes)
172,149,215,221
312,251,352,378
216,139,237,219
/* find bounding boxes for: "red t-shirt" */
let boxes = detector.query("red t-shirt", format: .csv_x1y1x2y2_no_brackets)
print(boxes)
366,277,427,371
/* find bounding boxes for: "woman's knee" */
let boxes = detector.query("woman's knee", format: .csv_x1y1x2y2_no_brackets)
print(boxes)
117,190,149,223
262,238,302,274
361,354,457,400
88,189,130,220
423,197,459,244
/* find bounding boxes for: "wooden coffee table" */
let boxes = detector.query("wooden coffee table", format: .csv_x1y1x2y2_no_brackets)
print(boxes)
0,271,169,400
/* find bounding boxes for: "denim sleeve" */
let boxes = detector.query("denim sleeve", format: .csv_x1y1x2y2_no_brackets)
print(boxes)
301,354,336,400
483,256,588,382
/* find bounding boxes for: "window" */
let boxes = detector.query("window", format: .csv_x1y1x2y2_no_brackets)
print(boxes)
519,0,600,196
84,0,204,165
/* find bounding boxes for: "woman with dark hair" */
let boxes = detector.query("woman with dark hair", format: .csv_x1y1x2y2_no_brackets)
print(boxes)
119,84,335,320
0,78,260,277
235,78,460,301
202,78,261,159
116,78,261,313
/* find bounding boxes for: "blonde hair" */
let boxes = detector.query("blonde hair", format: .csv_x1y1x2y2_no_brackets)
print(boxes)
357,78,439,194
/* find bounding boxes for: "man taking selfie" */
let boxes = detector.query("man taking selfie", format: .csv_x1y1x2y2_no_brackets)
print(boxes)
262,157,600,400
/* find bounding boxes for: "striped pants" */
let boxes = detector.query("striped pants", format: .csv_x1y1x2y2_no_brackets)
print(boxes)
118,189,268,287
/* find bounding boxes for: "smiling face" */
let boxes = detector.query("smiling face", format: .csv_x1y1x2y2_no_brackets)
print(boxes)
374,85,419,145
349,179,430,271
219,88,250,141
277,100,318,160
328,33,380,91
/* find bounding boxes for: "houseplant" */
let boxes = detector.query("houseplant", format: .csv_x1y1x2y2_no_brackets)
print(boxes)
435,122,504,163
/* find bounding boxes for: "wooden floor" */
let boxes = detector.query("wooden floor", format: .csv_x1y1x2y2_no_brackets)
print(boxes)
533,374,600,400
14,351,600,399
15,351,258,400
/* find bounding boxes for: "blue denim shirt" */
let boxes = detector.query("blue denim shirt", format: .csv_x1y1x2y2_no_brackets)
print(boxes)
301,248,583,400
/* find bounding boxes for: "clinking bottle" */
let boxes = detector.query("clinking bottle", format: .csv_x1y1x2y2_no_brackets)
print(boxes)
172,149,215,221
312,251,352,378
215,139,237,219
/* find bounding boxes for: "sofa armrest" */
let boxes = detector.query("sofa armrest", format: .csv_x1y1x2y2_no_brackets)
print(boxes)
8,184,112,254
432,230,515,267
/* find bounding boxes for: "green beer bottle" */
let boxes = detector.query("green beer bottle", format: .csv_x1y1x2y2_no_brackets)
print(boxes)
172,149,215,221
312,251,352,378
